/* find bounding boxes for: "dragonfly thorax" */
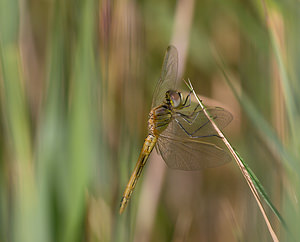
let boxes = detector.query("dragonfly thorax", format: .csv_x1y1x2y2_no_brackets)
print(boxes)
148,90,184,136
148,104,172,136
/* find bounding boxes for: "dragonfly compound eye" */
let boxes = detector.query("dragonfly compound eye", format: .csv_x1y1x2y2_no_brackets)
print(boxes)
169,91,182,108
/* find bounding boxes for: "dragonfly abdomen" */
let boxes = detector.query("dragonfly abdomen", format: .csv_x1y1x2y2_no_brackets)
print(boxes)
120,134,158,214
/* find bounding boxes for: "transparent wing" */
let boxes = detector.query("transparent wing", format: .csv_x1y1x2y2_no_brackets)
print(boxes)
151,45,178,108
173,106,233,138
156,114,232,171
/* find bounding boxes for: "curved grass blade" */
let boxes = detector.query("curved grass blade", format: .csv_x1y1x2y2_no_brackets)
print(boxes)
185,79,280,242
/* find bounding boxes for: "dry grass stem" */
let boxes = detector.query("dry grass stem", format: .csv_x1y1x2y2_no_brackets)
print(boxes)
185,79,279,242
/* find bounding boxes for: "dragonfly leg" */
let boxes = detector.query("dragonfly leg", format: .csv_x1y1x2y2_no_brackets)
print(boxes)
175,103,202,125
175,116,221,138
182,91,193,108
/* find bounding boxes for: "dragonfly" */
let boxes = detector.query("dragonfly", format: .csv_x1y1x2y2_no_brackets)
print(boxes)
120,45,232,214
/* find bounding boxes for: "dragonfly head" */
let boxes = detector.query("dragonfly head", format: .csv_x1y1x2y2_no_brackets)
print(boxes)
166,90,184,108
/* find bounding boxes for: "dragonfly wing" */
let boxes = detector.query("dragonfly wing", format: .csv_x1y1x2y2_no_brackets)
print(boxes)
156,119,231,170
173,106,233,138
151,45,178,108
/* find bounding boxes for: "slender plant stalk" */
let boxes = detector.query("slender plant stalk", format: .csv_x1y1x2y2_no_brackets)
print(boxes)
184,79,279,242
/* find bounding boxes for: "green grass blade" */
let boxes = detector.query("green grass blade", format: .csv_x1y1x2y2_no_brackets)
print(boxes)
234,149,287,228
35,1,70,241
62,1,98,241
260,0,300,151
0,0,35,241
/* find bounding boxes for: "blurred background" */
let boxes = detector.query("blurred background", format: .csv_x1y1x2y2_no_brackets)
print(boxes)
0,0,299,241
